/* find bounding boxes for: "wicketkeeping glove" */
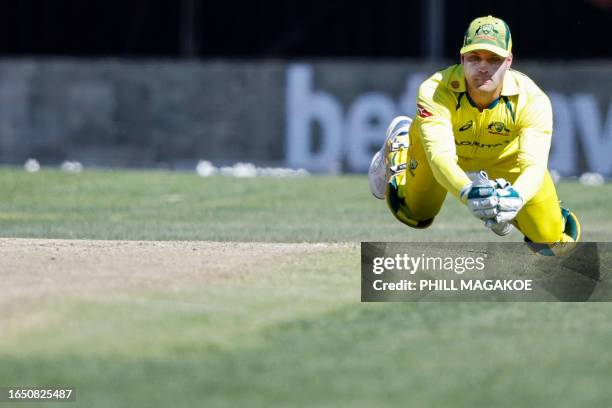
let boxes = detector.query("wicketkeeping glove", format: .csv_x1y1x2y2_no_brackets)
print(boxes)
460,171,498,221
491,178,524,223
485,219,514,236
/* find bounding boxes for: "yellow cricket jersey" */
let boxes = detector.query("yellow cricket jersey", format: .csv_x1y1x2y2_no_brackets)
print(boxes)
411,64,553,202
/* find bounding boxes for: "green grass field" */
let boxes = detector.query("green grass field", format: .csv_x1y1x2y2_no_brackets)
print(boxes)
1,167,610,241
1,167,611,407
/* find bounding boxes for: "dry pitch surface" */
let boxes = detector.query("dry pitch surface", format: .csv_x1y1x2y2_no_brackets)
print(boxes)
0,238,351,332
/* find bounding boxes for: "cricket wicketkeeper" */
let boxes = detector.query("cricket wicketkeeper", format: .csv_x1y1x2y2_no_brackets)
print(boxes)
368,15,580,245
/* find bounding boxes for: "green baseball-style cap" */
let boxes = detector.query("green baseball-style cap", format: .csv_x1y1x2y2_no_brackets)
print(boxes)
460,15,512,57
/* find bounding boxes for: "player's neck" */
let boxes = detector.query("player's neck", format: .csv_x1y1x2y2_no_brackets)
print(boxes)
466,84,502,111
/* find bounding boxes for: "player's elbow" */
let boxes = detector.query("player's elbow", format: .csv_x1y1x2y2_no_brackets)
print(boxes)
429,152,457,168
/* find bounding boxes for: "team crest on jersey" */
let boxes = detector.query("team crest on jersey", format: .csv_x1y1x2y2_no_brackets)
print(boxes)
416,103,432,118
487,121,510,135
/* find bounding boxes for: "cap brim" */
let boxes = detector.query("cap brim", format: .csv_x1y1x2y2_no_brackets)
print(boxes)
460,43,510,58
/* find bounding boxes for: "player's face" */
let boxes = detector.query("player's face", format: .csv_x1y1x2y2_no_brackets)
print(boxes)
462,50,512,93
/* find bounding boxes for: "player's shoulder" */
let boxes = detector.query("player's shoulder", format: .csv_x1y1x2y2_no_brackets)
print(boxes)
418,64,461,101
420,64,460,89
506,69,552,116
507,69,547,98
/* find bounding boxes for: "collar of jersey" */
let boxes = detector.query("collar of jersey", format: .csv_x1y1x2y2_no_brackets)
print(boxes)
464,91,502,110
446,64,519,96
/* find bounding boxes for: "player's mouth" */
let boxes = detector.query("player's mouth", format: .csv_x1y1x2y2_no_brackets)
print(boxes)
476,77,494,87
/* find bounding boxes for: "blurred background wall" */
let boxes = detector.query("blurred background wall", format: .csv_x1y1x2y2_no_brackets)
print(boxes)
0,0,610,175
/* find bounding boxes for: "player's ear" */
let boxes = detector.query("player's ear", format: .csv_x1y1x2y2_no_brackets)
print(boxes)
506,53,513,68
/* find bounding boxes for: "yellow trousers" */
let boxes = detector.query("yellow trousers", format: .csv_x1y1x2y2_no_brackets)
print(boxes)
385,131,573,243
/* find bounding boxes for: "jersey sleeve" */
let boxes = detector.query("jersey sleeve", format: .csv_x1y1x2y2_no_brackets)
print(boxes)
414,80,472,200
513,92,553,201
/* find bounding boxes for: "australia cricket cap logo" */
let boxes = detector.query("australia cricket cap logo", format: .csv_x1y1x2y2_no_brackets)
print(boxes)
476,24,498,37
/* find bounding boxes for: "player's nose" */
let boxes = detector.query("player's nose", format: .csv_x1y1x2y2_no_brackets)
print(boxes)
474,59,487,70
477,63,489,73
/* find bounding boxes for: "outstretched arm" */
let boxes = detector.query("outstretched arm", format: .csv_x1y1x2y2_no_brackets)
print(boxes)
512,93,553,201
414,81,472,201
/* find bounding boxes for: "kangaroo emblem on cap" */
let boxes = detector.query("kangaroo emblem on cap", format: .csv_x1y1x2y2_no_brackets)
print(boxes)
476,24,498,36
